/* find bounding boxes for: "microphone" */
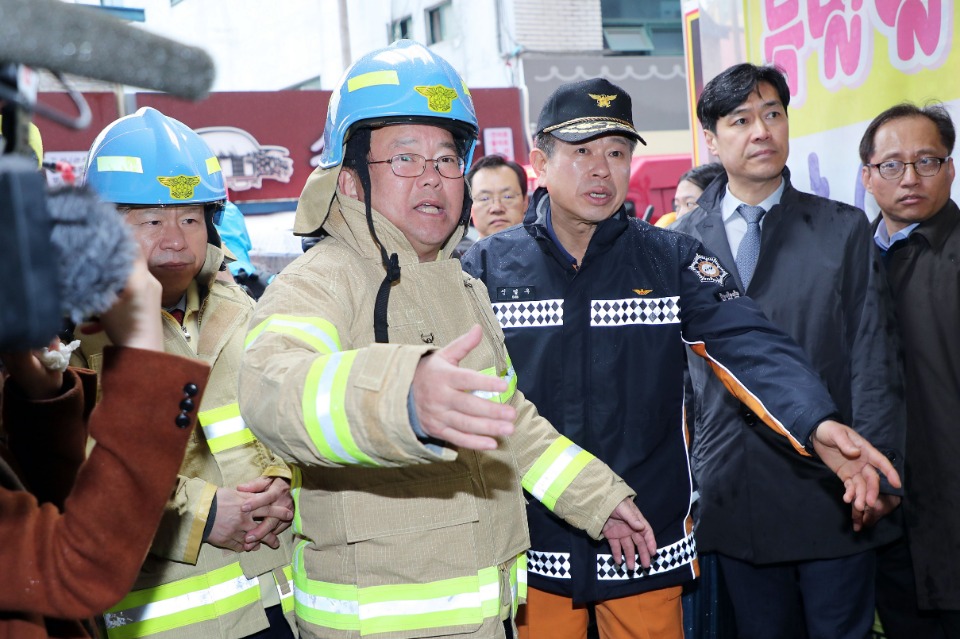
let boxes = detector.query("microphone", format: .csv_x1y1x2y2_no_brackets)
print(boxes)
48,183,137,325
0,0,215,100
0,155,136,350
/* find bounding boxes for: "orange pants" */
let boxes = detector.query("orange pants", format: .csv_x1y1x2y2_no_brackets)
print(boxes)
516,584,683,639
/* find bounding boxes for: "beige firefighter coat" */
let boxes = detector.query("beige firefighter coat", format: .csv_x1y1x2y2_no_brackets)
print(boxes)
73,244,295,639
239,175,636,639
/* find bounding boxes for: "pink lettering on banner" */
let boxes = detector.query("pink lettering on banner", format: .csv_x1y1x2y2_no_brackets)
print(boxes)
760,0,952,105
813,0,872,90
762,0,809,105
870,0,952,72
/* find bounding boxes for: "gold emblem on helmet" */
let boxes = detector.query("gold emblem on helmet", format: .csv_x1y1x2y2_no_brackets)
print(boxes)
415,85,460,113
157,175,202,200
588,93,618,108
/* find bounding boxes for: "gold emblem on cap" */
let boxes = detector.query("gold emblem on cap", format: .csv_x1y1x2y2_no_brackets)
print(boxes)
157,175,202,200
415,85,459,113
588,93,618,108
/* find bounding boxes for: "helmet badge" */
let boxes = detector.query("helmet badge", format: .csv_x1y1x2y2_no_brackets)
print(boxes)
157,175,203,200
414,85,459,113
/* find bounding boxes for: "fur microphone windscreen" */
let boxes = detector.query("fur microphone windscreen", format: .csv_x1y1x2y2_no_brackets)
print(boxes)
47,185,136,323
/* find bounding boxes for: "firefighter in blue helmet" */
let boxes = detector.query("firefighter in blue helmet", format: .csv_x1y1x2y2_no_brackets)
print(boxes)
79,107,297,639
237,40,659,639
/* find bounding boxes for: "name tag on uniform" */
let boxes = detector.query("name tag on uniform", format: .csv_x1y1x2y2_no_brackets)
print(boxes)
496,286,536,301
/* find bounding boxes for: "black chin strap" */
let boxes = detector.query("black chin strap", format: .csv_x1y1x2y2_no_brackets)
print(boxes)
358,169,400,343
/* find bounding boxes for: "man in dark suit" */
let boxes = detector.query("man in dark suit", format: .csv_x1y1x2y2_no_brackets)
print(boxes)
672,63,905,639
862,103,960,639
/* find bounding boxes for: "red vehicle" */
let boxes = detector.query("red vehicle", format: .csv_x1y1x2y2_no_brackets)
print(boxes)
625,154,692,224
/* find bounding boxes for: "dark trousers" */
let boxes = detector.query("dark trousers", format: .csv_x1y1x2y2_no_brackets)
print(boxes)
876,536,960,639
717,551,875,639
244,605,296,639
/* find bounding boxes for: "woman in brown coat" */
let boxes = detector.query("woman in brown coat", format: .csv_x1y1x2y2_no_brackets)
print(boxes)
0,256,210,638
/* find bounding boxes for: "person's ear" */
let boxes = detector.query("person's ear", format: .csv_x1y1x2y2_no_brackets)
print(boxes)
704,130,718,156
861,165,873,195
530,148,548,180
338,168,363,200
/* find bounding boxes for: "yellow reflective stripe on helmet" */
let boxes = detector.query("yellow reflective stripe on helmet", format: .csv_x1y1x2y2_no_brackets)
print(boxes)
471,362,517,404
103,562,260,638
198,403,256,454
302,351,376,466
206,156,221,174
293,559,502,635
347,69,400,92
522,436,596,510
246,314,341,354
96,156,143,173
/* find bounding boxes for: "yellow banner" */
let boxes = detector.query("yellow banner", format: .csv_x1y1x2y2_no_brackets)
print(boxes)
745,0,958,138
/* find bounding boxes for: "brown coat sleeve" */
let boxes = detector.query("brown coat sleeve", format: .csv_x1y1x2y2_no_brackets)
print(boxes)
0,346,209,621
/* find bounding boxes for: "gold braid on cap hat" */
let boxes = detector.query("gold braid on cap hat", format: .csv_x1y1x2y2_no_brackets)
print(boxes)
543,116,637,134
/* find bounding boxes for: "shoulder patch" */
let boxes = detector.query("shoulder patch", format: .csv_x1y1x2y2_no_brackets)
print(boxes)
687,254,729,285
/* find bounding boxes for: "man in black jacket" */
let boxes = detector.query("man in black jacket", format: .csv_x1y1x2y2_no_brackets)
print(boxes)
461,77,901,639
861,103,960,639
672,64,905,639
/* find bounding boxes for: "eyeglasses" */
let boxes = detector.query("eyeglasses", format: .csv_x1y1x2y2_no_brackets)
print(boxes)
473,192,523,208
867,156,948,180
367,153,466,179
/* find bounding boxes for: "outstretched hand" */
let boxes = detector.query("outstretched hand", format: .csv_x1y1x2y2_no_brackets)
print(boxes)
601,498,657,573
412,325,517,450
812,420,901,519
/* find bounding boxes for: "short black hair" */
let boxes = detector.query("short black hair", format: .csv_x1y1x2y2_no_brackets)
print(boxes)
678,162,725,191
466,154,528,197
858,102,956,164
697,63,791,134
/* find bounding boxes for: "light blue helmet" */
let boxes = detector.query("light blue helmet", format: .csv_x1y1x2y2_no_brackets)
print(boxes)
320,39,479,169
83,107,226,207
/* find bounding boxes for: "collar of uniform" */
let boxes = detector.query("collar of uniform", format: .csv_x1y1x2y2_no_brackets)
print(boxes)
526,186,628,260
198,243,227,290
324,192,464,265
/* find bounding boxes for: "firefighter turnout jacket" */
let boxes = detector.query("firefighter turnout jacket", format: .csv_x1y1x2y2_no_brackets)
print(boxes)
72,244,295,639
238,188,637,639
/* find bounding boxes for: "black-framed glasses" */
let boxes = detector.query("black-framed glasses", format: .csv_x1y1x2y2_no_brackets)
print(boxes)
367,153,466,179
867,156,949,180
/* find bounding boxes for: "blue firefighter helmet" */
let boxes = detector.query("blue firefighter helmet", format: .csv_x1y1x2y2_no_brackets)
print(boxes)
319,39,479,170
83,107,226,207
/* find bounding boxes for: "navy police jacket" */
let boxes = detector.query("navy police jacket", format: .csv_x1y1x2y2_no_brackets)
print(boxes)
461,188,838,603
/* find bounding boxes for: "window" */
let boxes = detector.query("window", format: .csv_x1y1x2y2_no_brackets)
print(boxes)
390,16,413,41
426,2,453,45
600,0,682,55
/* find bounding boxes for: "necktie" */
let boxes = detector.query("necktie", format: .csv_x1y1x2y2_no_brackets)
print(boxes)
169,308,185,325
735,204,766,290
